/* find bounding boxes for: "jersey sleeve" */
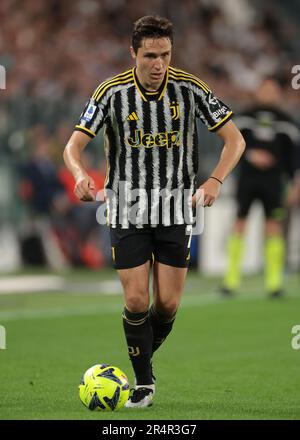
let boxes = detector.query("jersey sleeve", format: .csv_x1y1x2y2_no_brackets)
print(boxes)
74,89,110,139
191,81,233,132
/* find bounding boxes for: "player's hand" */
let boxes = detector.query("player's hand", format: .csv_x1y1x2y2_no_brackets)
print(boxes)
192,179,221,207
74,174,96,202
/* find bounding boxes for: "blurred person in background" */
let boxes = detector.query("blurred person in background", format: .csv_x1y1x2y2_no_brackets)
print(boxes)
63,14,245,408
18,124,69,267
19,124,65,216
18,124,107,269
221,77,300,298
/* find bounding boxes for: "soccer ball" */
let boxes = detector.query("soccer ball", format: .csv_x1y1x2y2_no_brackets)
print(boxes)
79,364,130,411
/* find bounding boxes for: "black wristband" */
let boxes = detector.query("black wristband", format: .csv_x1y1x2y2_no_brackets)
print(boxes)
209,176,223,185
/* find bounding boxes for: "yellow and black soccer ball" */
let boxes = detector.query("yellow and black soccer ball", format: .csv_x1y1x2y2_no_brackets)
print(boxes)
79,364,130,411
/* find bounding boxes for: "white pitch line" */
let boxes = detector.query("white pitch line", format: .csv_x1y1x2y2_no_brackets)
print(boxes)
0,275,123,295
0,275,298,321
0,290,268,322
0,303,122,321
0,275,64,294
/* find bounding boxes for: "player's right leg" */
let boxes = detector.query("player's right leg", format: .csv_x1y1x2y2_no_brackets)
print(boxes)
118,263,156,408
110,226,155,408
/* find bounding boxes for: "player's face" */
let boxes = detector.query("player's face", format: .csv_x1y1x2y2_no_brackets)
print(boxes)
131,37,172,90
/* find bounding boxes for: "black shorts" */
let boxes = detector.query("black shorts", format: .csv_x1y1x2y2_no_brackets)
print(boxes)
236,174,284,220
110,224,193,270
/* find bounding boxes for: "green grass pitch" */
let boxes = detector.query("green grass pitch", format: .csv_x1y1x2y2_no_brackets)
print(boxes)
0,268,299,420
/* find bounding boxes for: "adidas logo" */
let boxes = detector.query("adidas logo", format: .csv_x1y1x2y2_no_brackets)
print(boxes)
127,112,139,121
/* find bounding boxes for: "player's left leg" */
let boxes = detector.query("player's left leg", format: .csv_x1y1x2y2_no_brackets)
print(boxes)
149,224,190,357
150,262,187,355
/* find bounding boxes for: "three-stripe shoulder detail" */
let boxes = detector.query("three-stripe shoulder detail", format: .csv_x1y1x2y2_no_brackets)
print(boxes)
92,69,134,102
169,67,210,94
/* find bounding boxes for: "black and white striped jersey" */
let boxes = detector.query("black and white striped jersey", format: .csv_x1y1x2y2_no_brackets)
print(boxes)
75,66,233,227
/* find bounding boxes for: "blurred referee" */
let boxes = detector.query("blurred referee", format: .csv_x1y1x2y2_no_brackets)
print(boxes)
63,15,245,408
221,77,300,298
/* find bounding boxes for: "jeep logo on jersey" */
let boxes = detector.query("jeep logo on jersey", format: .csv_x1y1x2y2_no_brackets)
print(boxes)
126,129,181,149
169,101,180,120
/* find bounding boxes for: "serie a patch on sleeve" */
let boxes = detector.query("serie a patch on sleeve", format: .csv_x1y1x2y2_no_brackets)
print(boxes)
83,104,97,122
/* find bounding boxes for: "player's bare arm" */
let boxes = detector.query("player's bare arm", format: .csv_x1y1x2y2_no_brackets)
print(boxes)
194,120,245,207
63,131,96,202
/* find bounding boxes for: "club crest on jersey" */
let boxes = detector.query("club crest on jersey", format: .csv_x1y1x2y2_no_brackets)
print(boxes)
126,129,181,149
169,101,180,120
83,104,97,121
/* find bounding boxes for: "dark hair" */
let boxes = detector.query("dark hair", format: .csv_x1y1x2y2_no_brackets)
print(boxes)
132,15,174,53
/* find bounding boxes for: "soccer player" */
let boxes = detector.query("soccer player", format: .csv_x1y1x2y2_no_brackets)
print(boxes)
221,77,300,298
63,15,245,408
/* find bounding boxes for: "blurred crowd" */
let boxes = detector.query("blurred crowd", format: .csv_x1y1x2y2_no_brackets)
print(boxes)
1,0,299,107
0,0,299,269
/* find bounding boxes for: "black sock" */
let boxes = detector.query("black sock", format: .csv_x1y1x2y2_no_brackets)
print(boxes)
122,307,153,385
149,304,176,354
